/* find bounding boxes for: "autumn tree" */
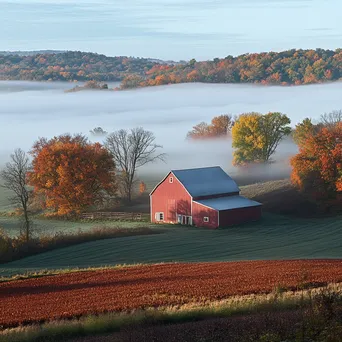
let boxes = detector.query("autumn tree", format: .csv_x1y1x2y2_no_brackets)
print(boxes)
291,123,342,209
105,128,165,202
187,122,211,139
232,112,291,165
0,149,32,241
187,115,233,139
292,118,318,146
139,181,147,195
28,134,116,216
210,114,234,136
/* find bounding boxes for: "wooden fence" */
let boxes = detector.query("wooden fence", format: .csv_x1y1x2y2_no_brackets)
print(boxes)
80,211,144,221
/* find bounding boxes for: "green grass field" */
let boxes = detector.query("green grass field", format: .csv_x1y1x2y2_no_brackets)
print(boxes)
1,213,342,277
0,186,14,213
0,216,150,238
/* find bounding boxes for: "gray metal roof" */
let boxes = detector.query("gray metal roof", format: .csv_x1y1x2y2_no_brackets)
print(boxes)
195,195,262,211
172,166,240,197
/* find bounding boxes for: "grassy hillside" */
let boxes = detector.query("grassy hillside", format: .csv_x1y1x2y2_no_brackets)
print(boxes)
0,216,150,238
0,186,13,213
1,213,342,277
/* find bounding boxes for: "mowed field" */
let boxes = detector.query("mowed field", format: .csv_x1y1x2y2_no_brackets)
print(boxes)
1,213,342,277
0,216,151,238
1,260,342,328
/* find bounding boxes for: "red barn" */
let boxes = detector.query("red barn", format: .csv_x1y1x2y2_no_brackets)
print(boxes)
150,166,262,229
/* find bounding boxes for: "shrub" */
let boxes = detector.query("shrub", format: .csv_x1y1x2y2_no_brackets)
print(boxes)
0,229,12,260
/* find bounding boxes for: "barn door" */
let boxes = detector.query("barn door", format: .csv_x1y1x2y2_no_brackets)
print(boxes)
179,215,192,226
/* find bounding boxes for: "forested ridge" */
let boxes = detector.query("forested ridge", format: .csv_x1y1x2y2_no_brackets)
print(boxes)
0,51,159,82
0,49,341,88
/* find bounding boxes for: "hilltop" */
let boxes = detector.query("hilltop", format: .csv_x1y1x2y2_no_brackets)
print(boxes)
0,49,341,88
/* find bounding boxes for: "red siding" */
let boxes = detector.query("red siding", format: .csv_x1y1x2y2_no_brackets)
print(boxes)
192,201,219,229
151,172,191,224
219,206,262,227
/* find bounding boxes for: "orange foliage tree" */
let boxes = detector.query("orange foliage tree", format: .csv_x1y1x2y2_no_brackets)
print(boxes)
139,181,147,195
187,115,233,139
28,134,117,216
291,123,342,208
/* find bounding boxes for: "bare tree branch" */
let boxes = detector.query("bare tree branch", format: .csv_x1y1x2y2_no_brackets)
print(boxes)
105,128,166,201
0,149,32,241
320,110,342,128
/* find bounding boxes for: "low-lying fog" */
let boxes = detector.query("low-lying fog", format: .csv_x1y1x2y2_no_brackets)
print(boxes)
1,81,342,181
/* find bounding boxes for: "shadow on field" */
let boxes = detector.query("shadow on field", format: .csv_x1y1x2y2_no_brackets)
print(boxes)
250,186,317,218
0,274,202,297
71,310,303,342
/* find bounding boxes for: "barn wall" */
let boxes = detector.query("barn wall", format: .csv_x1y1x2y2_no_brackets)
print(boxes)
219,206,262,227
151,172,192,224
192,202,219,229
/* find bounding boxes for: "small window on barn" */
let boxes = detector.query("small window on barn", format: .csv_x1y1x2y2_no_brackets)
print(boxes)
203,217,209,223
169,177,174,184
155,212,164,221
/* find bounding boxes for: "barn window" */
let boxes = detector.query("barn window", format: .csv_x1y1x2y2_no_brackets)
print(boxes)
203,217,209,223
155,212,164,221
169,177,174,183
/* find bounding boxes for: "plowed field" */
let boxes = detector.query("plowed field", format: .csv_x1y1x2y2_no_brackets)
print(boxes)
1,260,342,328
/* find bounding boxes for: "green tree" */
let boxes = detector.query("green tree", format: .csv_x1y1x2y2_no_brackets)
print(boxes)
232,112,291,165
292,118,318,146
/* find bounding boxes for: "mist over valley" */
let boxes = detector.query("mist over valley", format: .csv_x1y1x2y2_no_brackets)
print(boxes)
1,80,341,182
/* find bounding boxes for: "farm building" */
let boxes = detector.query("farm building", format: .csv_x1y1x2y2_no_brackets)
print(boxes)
150,166,262,229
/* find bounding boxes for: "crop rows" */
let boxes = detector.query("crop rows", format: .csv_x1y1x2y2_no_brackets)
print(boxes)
1,260,342,328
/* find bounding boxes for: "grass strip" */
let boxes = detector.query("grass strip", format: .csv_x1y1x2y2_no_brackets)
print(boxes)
0,262,173,283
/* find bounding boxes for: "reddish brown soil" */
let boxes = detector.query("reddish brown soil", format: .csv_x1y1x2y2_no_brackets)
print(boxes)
1,260,342,328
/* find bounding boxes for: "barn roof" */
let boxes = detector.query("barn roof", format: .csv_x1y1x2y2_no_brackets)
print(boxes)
172,166,240,198
194,195,261,211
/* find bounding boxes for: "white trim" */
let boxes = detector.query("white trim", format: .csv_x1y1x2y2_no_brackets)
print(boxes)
150,194,153,223
155,212,164,222
203,217,209,223
193,200,219,212
149,172,172,196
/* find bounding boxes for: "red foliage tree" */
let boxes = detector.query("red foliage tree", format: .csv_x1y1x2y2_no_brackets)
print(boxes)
291,123,342,209
28,134,116,216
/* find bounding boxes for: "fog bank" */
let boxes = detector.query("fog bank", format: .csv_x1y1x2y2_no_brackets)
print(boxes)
0,81,341,179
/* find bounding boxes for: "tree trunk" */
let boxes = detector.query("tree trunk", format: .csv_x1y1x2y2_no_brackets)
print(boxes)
23,203,30,242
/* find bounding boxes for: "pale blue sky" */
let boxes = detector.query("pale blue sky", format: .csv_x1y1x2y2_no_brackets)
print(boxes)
0,0,341,60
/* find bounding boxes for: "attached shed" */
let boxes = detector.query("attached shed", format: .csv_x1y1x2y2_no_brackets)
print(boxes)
150,166,262,229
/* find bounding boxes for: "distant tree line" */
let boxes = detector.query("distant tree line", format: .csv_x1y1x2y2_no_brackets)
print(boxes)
0,51,159,82
121,49,342,89
0,49,341,87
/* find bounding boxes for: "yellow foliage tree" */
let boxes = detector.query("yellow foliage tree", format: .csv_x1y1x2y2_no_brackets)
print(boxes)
232,112,291,165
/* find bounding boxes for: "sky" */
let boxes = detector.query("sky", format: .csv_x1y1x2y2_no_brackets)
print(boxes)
0,0,341,60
